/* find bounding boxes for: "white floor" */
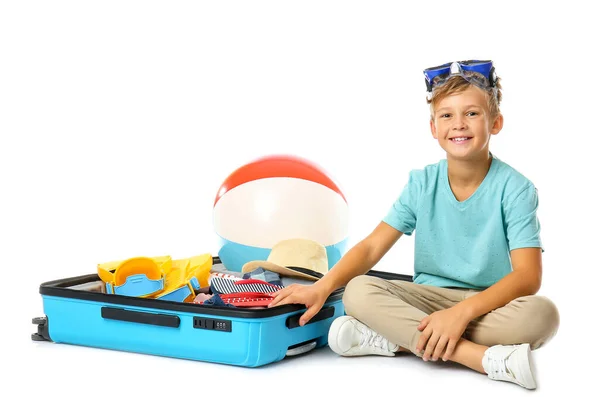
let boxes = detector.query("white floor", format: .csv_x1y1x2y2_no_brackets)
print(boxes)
14,256,583,397
14,318,577,397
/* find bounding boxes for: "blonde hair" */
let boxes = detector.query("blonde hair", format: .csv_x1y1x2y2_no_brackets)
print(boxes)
427,74,503,120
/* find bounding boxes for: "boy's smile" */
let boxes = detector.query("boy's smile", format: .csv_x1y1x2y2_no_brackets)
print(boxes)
450,136,472,144
430,86,503,162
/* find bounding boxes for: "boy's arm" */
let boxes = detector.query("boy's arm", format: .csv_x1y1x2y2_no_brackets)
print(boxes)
454,247,543,320
316,221,404,295
268,221,403,323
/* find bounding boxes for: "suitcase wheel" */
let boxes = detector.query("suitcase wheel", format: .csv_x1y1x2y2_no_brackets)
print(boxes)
286,340,317,357
31,316,52,342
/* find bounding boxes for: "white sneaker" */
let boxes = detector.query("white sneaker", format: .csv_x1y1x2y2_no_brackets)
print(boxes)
328,315,399,357
482,343,537,390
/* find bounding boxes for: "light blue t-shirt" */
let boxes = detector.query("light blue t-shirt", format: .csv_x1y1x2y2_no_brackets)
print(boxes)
383,155,543,290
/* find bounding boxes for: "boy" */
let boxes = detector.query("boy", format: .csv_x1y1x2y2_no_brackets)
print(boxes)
269,60,559,390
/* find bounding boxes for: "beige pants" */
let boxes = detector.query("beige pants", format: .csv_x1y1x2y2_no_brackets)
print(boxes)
342,275,560,354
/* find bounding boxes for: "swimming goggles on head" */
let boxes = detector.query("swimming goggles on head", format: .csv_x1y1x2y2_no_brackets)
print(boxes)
423,60,497,93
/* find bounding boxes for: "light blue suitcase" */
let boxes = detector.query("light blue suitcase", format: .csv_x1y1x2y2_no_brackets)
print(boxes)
32,263,412,367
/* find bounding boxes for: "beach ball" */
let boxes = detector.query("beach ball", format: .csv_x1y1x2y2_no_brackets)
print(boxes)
213,154,349,272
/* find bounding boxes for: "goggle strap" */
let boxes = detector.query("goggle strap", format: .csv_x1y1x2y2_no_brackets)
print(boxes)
425,77,433,92
488,66,496,88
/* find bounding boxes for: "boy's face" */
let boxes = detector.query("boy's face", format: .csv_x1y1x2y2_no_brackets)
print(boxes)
430,86,503,162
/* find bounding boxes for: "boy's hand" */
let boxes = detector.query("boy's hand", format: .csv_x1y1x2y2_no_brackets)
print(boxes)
268,284,328,326
415,306,471,362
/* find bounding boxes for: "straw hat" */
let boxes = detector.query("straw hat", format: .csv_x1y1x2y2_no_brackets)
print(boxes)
241,238,328,281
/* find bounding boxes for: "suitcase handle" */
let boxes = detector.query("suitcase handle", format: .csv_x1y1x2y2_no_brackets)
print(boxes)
101,307,180,328
286,306,335,329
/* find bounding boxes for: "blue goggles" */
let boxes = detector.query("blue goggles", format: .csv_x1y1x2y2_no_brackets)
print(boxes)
423,60,497,93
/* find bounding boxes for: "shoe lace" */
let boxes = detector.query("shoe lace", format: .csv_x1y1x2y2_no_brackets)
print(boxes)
488,354,514,380
359,327,389,350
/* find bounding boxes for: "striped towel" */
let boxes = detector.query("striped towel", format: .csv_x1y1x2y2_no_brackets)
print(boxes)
209,277,282,295
209,272,243,283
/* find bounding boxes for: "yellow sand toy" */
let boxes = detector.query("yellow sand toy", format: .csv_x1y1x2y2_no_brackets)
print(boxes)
98,254,212,302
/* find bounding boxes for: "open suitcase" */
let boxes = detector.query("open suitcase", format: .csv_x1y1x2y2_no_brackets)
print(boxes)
32,257,413,367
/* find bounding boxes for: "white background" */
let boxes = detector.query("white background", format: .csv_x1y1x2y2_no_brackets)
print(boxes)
2,1,597,395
